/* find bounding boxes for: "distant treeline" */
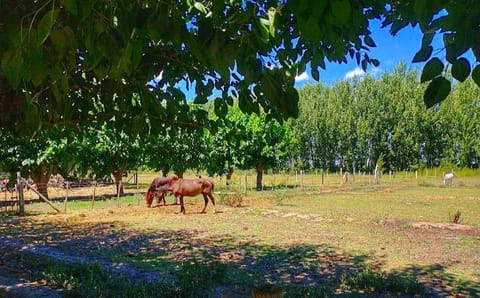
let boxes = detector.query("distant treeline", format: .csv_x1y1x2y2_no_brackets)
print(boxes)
292,63,480,173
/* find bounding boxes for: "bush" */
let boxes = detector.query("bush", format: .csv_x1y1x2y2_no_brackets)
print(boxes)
338,267,426,296
449,210,462,224
217,192,243,207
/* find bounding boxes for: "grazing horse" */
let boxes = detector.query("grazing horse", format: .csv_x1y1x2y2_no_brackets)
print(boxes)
146,175,178,207
443,172,456,185
168,177,216,214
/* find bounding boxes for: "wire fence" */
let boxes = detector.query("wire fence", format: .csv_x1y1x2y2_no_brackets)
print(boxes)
2,169,478,215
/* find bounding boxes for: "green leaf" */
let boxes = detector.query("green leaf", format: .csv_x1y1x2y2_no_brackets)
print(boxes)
421,58,443,83
267,7,276,37
424,76,451,108
451,57,471,82
473,46,480,62
471,65,480,88
389,19,408,35
194,96,208,104
60,0,77,15
132,115,145,134
311,66,319,81
444,34,468,63
194,2,207,14
412,45,432,63
214,98,227,118
364,35,376,47
285,88,299,119
255,18,270,44
361,59,367,72
1,50,24,88
38,9,59,45
331,0,351,25
421,32,434,48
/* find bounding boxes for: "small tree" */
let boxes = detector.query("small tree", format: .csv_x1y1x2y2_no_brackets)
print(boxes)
76,123,144,195
237,110,297,190
0,127,75,199
374,154,384,184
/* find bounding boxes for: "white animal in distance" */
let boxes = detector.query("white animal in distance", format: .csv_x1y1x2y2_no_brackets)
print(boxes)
443,172,456,185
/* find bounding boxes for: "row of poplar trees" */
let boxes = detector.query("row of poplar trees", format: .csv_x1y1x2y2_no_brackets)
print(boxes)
293,63,480,173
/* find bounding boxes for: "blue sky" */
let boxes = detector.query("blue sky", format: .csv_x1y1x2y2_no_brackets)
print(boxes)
294,19,437,87
173,19,473,99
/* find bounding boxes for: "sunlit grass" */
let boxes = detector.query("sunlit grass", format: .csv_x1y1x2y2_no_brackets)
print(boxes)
14,173,480,296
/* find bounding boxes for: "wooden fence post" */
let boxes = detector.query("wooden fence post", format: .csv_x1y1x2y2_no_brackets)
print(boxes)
244,171,247,195
91,179,96,209
117,180,122,207
272,174,275,191
301,170,304,191
63,182,69,213
17,172,25,216
136,171,140,206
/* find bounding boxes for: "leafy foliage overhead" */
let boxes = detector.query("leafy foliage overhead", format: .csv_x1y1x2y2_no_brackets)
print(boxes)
0,1,479,134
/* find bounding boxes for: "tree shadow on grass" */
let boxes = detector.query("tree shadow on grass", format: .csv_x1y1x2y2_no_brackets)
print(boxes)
0,217,478,297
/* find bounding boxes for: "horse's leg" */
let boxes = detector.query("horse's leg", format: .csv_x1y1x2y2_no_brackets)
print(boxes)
173,194,179,205
160,191,166,205
201,193,208,213
208,192,216,213
179,196,185,214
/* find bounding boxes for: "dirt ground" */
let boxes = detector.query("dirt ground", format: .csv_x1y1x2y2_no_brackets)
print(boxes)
1,186,479,297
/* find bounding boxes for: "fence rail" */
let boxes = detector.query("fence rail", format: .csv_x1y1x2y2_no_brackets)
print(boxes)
1,169,475,215
0,188,17,213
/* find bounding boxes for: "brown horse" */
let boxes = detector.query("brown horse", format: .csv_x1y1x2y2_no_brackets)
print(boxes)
168,176,216,214
146,175,178,207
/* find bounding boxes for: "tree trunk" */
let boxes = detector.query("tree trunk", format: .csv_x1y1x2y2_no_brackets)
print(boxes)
175,172,184,178
161,165,170,177
256,164,264,190
112,169,124,195
226,168,234,186
36,164,50,200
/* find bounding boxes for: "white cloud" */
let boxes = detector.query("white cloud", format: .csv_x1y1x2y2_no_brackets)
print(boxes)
370,67,382,76
344,67,366,79
344,66,383,80
295,72,309,82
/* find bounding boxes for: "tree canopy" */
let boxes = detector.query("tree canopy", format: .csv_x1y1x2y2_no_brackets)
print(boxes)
1,1,479,134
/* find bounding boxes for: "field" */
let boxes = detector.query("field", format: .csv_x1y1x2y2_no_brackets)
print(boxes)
1,173,479,297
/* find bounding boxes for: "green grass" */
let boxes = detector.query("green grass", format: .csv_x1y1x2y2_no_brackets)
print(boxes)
10,174,480,297
14,250,427,298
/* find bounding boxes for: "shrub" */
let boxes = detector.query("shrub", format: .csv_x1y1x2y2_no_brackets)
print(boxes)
218,192,243,207
449,210,462,224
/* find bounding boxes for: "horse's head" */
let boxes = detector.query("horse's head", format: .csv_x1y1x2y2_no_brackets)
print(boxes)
146,189,155,207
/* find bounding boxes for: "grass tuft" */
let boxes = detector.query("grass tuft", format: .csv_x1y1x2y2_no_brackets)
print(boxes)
338,267,426,296
449,210,462,224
